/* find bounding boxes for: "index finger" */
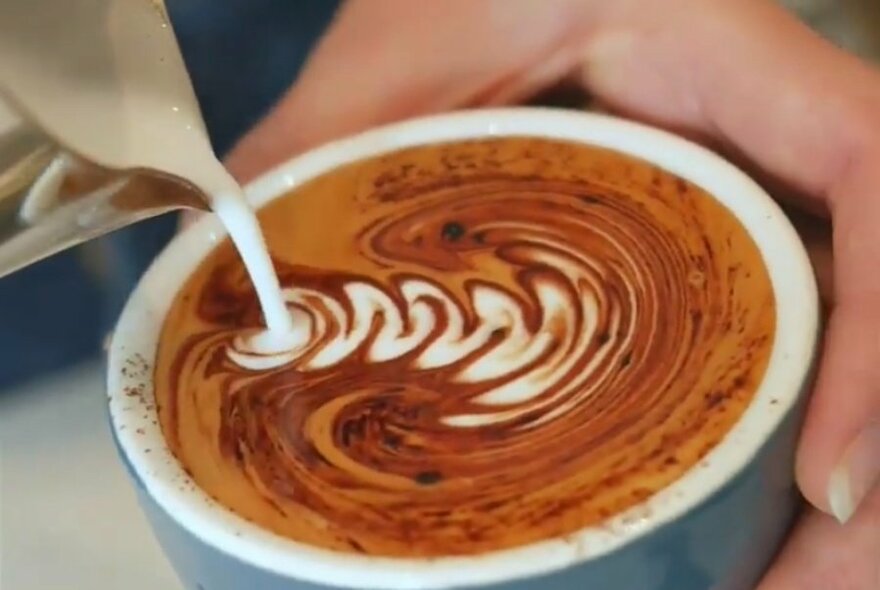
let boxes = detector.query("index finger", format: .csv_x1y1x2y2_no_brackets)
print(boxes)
228,0,880,197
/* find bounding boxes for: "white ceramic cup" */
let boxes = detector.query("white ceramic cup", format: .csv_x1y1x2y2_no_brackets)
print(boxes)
107,107,820,590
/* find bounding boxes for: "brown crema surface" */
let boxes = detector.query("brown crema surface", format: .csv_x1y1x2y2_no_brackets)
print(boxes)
155,137,775,557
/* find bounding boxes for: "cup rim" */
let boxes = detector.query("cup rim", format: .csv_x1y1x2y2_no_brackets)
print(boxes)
107,107,819,589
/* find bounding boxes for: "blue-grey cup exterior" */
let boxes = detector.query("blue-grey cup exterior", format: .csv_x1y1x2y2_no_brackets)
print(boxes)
107,108,820,590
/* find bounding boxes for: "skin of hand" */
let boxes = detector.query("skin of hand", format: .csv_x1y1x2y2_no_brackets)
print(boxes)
224,1,880,587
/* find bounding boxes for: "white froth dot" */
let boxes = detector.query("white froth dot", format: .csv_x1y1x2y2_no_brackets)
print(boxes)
227,308,314,370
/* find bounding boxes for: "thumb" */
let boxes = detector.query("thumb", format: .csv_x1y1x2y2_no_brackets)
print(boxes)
224,0,592,182
797,151,880,523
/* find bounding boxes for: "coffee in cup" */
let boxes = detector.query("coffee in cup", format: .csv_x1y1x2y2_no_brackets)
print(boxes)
154,135,775,558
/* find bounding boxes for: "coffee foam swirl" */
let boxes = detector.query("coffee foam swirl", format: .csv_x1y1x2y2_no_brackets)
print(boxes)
228,189,658,431
156,138,775,557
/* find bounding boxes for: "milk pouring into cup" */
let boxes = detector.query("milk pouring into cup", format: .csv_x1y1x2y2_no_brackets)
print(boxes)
0,0,293,335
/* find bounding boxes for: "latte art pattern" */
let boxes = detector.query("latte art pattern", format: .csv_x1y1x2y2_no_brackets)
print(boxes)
230,189,665,433
156,138,776,557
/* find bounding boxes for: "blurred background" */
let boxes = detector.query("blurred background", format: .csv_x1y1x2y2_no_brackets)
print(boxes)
0,0,876,390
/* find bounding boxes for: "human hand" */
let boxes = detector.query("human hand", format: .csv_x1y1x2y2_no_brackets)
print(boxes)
226,1,880,587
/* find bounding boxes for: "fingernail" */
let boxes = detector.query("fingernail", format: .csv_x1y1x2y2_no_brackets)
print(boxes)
828,422,880,524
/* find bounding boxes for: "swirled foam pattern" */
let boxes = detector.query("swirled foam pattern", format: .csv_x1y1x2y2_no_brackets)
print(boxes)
155,138,775,557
